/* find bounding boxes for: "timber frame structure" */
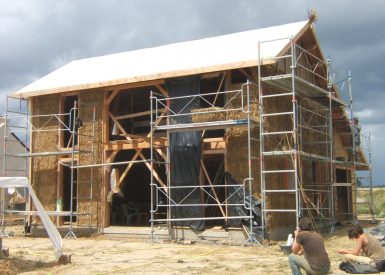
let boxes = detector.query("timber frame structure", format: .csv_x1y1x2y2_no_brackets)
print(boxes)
4,20,371,241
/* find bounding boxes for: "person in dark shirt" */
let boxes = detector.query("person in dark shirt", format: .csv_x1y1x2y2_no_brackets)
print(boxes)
288,217,331,275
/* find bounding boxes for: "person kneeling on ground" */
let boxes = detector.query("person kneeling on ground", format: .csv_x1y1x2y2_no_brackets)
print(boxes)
288,217,331,275
338,224,385,266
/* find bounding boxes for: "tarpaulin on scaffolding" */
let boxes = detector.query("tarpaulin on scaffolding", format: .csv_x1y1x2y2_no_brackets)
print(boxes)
225,172,262,228
166,76,204,231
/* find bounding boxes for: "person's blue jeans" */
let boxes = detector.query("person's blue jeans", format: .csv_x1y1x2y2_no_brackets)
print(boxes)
288,253,330,275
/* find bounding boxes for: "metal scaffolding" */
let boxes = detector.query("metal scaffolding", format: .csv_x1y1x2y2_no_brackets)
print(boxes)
149,82,261,245
0,96,96,239
257,37,354,236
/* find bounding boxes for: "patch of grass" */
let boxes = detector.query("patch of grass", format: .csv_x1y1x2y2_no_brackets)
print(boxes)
357,188,385,217
35,257,46,268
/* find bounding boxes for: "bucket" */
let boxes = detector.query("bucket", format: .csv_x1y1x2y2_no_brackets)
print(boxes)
56,198,63,212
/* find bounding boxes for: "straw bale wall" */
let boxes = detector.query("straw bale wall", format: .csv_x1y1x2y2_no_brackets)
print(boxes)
225,83,260,199
31,94,60,214
77,90,104,226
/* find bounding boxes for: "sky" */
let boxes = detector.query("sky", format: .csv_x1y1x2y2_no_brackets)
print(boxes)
1,0,385,184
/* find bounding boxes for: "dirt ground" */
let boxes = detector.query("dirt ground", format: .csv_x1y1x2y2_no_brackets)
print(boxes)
0,222,383,275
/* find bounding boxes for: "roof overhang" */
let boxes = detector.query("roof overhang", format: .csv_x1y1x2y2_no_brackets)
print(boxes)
13,21,310,98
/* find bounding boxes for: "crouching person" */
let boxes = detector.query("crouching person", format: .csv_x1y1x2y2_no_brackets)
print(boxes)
288,217,331,275
338,224,385,266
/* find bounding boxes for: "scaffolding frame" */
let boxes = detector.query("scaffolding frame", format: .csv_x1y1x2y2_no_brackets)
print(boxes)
331,70,374,223
0,96,97,239
149,82,261,245
257,37,354,236
1,97,29,236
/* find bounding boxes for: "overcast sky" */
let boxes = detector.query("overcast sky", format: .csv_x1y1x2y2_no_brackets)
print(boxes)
1,0,385,183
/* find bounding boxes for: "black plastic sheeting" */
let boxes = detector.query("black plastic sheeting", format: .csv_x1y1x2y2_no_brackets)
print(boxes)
166,76,204,231
226,172,262,229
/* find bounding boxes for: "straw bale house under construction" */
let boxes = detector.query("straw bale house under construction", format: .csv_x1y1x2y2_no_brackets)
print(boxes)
7,19,369,241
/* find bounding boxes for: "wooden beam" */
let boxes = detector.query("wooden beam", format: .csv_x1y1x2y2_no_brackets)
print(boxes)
103,79,165,93
146,108,168,138
155,84,168,97
239,68,253,80
104,140,166,151
107,88,120,106
203,149,226,155
117,150,142,188
200,159,226,217
106,151,118,163
115,108,166,120
101,150,110,228
139,152,167,191
109,113,133,143
102,92,109,145
119,133,151,141
155,148,167,160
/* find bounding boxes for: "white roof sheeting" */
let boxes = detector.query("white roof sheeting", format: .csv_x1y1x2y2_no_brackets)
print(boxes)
14,21,309,97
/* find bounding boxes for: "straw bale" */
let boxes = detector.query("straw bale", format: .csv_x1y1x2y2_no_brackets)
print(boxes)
31,94,60,211
77,90,103,226
225,127,260,197
191,107,226,122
